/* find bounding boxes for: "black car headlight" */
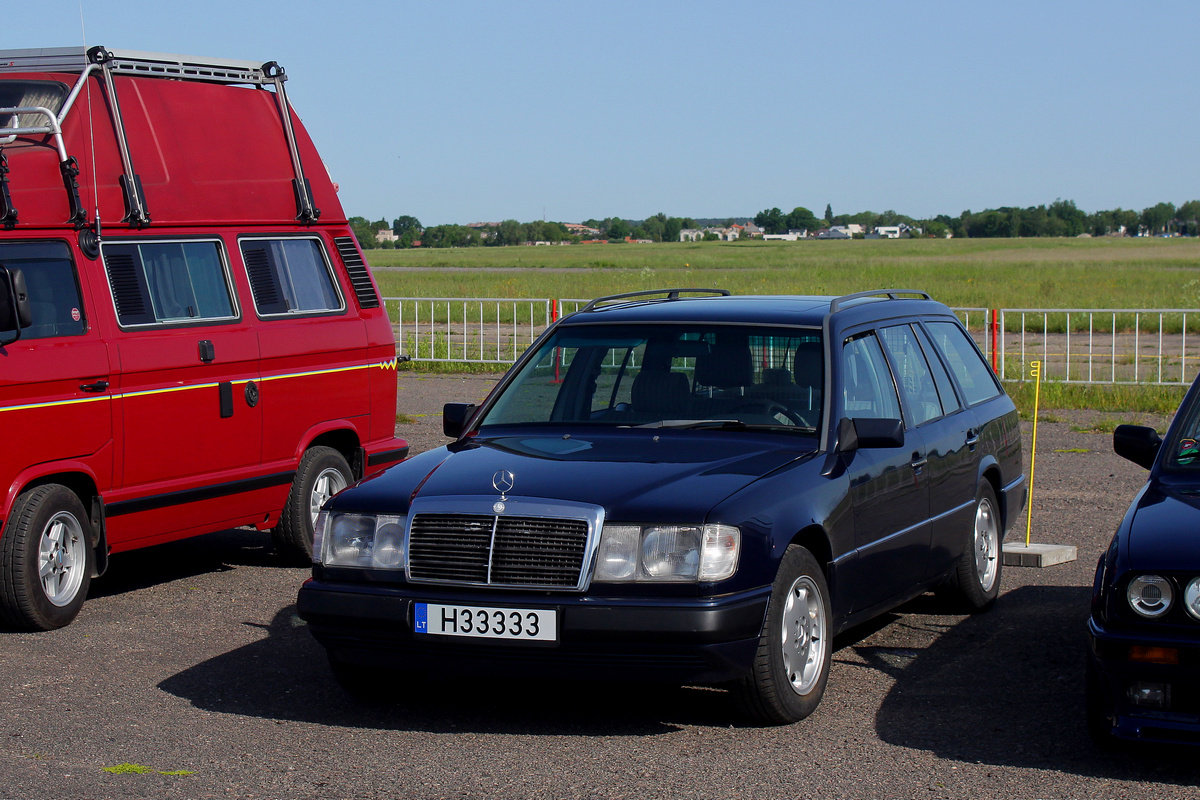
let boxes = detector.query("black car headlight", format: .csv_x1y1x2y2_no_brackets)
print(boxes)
1127,574,1174,619
1185,577,1200,621
593,524,740,583
314,511,407,569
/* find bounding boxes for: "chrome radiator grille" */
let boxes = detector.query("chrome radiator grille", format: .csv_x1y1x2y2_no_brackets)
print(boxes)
408,513,590,588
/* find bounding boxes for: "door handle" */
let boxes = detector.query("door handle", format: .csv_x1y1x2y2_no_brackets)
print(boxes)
966,428,980,448
910,453,927,470
80,380,109,393
198,340,215,363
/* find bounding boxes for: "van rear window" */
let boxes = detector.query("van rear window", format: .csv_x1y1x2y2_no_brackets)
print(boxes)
240,238,343,316
102,240,236,327
0,240,85,340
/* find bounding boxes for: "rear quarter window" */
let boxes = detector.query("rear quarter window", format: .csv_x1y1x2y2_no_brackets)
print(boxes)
925,321,1001,406
102,240,236,327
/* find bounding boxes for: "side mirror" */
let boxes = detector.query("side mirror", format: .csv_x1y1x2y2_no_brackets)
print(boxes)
1114,424,1161,470
443,402,477,439
836,417,905,453
0,266,31,345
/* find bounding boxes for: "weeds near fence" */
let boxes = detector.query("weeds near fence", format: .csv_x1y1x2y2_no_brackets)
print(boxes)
1004,380,1187,415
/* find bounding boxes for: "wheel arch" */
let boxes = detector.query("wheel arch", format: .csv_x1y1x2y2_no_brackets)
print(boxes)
300,425,365,480
3,466,108,578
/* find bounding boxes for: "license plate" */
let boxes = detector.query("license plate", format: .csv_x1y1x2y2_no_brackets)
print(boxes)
414,603,557,642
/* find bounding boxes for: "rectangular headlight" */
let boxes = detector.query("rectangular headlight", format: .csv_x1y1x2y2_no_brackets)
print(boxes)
321,513,407,569
593,523,740,583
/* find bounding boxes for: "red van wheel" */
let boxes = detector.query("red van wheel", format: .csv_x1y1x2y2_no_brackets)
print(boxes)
273,447,352,564
0,484,94,631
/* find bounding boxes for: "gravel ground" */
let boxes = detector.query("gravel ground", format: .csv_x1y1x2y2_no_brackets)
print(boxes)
0,372,1194,800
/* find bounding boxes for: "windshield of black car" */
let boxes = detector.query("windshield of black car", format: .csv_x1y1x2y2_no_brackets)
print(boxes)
479,323,823,432
1164,389,1200,470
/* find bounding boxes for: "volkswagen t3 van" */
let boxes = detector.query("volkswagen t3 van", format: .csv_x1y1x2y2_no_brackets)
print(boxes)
0,46,407,630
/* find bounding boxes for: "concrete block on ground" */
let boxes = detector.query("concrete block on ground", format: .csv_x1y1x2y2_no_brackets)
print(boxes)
1002,542,1078,567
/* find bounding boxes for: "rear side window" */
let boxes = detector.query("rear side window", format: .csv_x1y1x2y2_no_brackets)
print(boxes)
0,80,67,131
0,240,86,339
880,324,943,426
102,240,235,327
240,238,343,316
926,321,1001,406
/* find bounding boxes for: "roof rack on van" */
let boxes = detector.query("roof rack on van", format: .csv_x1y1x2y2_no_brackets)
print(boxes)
0,46,319,227
578,288,731,314
828,289,932,314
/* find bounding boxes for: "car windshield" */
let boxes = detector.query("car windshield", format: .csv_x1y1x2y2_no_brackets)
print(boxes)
479,323,823,432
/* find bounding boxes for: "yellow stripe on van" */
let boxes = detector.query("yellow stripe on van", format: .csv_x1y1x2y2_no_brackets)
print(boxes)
0,357,399,414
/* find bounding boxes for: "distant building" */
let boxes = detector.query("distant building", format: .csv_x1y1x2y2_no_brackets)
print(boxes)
375,228,397,243
563,223,601,237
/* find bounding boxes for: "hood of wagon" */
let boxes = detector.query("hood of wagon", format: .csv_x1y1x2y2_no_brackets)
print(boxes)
1124,483,1200,571
341,429,816,521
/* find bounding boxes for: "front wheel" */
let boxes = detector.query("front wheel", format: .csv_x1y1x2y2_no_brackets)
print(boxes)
273,446,352,564
735,545,832,725
0,484,94,631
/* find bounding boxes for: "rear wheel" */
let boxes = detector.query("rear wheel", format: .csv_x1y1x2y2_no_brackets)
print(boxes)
943,483,1002,611
735,545,831,724
273,446,352,564
0,484,94,631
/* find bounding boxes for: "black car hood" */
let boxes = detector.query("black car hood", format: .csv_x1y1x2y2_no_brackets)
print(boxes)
343,429,816,521
1126,483,1200,571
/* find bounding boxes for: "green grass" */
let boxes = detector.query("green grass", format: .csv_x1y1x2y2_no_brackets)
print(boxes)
1004,380,1186,415
369,237,1200,311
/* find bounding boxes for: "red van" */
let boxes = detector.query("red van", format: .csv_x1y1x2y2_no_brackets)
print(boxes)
0,47,407,630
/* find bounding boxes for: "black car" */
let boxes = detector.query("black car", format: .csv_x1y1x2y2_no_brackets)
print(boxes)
1088,373,1200,745
298,288,1025,724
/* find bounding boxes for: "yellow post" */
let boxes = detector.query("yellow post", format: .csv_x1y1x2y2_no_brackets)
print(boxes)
1024,360,1042,546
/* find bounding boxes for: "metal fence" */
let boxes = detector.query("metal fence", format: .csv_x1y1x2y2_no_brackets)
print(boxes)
385,297,1200,386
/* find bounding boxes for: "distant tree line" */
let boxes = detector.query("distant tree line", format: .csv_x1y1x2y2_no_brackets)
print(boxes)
349,199,1200,249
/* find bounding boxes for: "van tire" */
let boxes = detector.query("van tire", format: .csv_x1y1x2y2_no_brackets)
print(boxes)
0,484,94,631
273,446,352,565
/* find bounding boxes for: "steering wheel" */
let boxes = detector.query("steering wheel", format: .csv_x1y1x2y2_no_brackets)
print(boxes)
736,399,810,427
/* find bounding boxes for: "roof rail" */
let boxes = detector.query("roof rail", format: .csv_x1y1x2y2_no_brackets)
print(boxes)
578,288,730,314
0,47,271,84
828,289,932,314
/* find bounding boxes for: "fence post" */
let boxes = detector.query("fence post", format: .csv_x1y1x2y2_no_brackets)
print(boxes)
991,309,999,373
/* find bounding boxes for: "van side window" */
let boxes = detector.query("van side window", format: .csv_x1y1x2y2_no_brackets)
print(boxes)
926,321,1002,406
0,240,86,339
102,240,235,326
240,238,343,316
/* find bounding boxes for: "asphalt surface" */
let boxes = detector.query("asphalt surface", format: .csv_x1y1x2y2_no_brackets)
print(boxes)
2,373,1197,799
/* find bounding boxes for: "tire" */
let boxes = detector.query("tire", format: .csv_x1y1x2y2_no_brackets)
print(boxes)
273,446,352,565
943,483,1003,612
0,484,94,631
735,545,832,725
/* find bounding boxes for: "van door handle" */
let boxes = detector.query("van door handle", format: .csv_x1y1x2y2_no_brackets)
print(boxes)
198,340,215,363
80,380,109,393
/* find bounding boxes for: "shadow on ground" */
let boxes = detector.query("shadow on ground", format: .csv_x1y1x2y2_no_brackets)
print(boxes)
871,585,1198,783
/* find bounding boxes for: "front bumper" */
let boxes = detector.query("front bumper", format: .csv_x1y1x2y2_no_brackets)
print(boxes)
297,579,771,684
1087,616,1200,745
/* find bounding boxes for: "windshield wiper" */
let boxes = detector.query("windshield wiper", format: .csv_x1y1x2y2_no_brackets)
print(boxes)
632,419,815,434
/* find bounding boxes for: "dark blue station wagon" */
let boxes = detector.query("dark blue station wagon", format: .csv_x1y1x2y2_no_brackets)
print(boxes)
298,289,1025,723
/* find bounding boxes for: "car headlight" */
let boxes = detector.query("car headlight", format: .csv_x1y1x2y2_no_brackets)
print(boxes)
593,523,740,583
1127,574,1173,618
317,512,407,569
1185,577,1200,621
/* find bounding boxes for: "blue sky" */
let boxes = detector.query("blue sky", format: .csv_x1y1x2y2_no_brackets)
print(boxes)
10,1,1198,226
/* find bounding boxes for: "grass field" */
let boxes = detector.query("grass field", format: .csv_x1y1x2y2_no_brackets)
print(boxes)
368,237,1200,310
